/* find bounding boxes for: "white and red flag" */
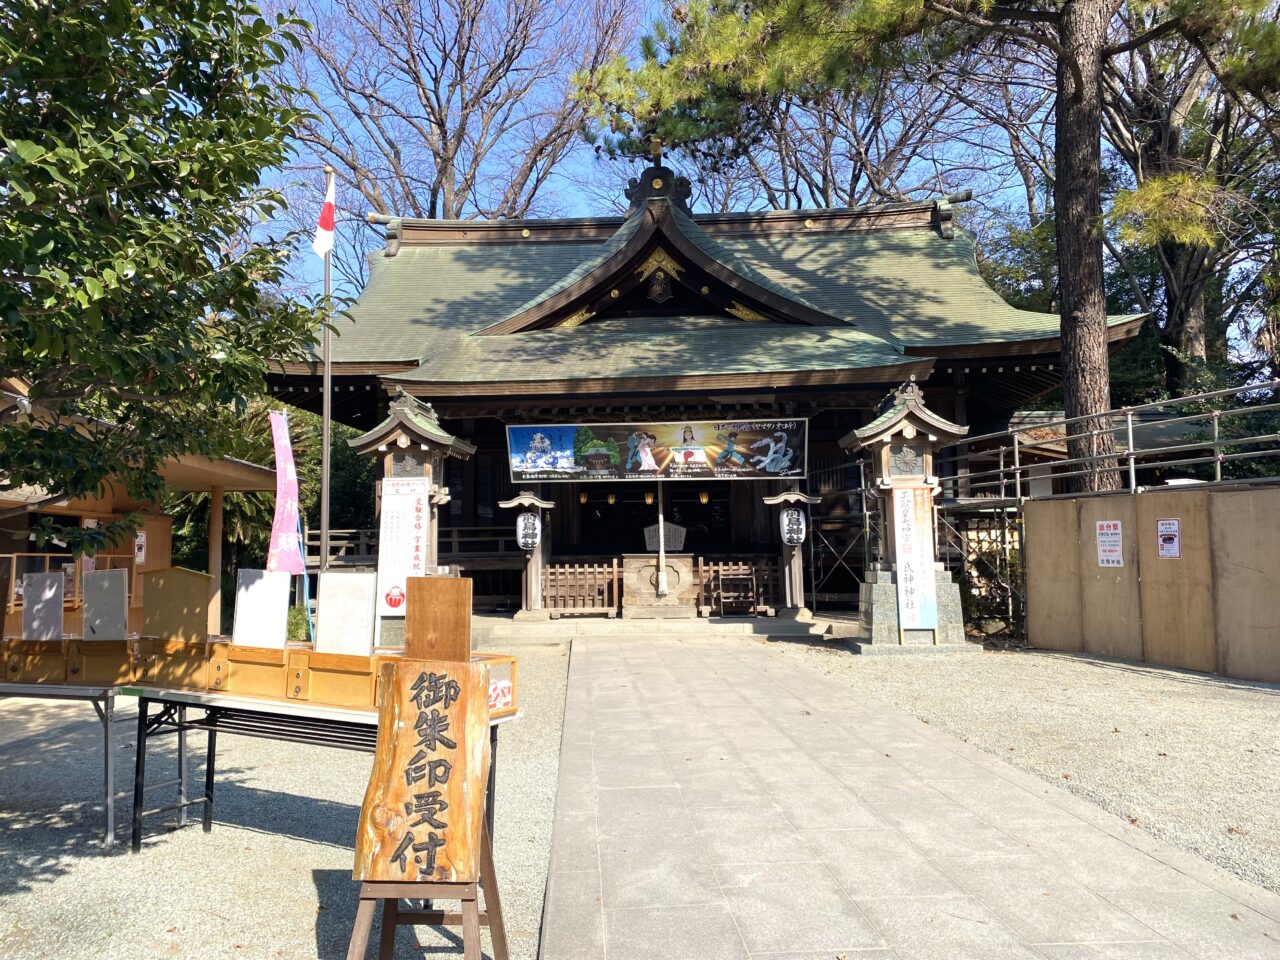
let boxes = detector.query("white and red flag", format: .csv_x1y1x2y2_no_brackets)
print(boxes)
312,176,336,258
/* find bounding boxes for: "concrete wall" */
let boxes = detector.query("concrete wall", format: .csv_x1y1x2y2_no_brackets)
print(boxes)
1025,486,1280,683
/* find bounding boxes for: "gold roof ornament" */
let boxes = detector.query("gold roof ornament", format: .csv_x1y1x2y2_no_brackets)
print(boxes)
558,306,596,328
726,301,767,322
635,248,684,280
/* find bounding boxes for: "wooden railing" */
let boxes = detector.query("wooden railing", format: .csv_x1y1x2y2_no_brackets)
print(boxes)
0,552,136,611
305,526,520,567
542,559,620,617
695,556,781,616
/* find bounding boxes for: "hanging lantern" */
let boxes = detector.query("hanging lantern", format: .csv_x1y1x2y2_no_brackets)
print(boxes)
578,492,588,505
644,491,655,506
698,490,710,505
516,511,541,550
780,506,807,546
607,492,617,505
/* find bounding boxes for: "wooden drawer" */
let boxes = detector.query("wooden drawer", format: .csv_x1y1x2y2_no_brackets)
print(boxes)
3,639,68,684
67,640,137,686
136,638,209,689
308,651,377,708
223,645,288,700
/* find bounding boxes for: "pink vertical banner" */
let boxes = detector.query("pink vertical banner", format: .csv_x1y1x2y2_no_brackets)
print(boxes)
266,410,306,575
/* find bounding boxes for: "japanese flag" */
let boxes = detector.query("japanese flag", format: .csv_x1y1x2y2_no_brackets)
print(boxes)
312,177,335,258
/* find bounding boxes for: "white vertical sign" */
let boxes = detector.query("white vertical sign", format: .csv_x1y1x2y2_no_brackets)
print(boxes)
376,478,430,616
1096,520,1124,567
892,487,937,630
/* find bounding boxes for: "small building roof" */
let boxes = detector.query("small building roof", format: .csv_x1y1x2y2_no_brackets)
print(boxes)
348,389,477,458
841,379,969,451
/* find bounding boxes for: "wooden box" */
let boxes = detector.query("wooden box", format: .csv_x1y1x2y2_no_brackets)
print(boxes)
473,653,519,720
67,639,137,686
220,644,289,700
3,639,68,684
140,567,211,644
307,651,378,708
136,638,210,690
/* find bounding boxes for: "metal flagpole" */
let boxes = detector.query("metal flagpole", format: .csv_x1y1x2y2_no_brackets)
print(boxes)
320,165,334,574
655,479,668,596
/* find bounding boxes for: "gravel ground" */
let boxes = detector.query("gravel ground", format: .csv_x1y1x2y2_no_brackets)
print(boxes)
769,638,1280,893
0,640,568,960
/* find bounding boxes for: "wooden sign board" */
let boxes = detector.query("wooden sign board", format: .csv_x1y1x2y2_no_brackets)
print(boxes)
83,569,129,641
231,569,291,649
22,573,64,641
404,577,472,662
141,567,212,643
353,659,490,883
315,571,378,656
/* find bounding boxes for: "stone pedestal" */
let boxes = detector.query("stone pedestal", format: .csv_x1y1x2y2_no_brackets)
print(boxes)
859,565,967,647
621,553,697,619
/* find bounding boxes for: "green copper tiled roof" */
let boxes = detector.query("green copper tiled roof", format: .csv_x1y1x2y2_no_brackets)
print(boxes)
384,317,914,384
669,207,830,317
327,201,1139,387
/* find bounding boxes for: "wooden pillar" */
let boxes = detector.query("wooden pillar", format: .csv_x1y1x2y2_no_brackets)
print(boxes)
207,485,224,635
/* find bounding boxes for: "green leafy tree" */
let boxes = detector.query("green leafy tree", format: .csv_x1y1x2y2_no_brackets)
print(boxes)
579,0,1280,489
0,0,324,552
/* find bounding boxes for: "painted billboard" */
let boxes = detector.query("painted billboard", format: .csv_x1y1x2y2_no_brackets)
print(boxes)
506,419,807,483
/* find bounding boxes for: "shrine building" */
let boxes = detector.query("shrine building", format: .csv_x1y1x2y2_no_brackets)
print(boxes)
272,161,1142,617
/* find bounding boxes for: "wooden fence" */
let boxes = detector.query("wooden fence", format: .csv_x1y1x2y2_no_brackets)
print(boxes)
542,559,620,617
695,557,782,616
1025,485,1280,683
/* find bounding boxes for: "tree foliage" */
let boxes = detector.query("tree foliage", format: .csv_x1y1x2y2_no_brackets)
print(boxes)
578,0,1280,488
0,0,324,551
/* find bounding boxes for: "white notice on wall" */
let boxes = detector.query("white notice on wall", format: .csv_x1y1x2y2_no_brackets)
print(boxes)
1157,518,1181,559
1096,520,1124,567
134,530,147,564
376,478,430,617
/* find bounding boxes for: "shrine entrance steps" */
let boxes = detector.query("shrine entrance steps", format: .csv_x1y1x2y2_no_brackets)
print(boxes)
473,614,855,645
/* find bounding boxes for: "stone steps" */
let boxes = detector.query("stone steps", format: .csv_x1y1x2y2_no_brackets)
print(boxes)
475,616,842,642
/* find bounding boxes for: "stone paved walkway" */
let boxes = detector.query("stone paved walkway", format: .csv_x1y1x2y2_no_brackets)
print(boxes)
538,636,1280,960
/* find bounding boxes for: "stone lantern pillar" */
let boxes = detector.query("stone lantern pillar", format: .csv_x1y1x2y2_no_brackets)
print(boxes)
761,487,820,619
498,491,554,620
839,379,971,649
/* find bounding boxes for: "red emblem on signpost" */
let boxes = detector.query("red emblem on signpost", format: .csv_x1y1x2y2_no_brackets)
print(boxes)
384,586,405,609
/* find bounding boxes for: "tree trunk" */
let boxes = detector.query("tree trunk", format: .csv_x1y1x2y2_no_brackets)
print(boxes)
1055,0,1123,491
1160,240,1210,393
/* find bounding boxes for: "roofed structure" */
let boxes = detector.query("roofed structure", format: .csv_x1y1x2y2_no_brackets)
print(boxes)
273,161,1143,428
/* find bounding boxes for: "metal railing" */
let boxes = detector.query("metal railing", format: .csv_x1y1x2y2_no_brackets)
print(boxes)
935,379,1280,504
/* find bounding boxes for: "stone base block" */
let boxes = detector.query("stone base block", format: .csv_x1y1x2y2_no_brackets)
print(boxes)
857,568,968,650
622,605,698,620
513,608,553,621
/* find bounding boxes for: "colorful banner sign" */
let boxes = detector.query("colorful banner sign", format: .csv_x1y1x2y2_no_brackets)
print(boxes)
376,478,430,616
506,419,807,483
266,411,305,575
892,486,938,630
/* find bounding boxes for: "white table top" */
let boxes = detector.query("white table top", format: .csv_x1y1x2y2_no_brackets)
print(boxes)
0,682,118,700
118,684,518,728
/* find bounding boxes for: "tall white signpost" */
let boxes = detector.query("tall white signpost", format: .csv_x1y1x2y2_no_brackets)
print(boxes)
376,478,430,617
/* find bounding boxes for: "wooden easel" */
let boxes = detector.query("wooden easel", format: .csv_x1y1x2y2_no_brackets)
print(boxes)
346,825,508,960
